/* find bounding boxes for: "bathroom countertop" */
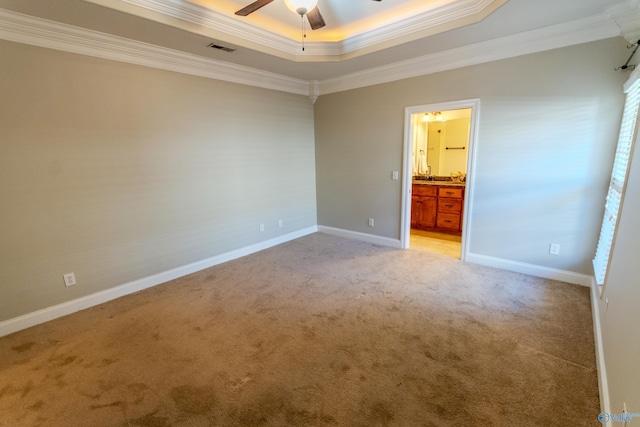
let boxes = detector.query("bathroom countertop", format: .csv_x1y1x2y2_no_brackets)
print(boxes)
412,180,466,187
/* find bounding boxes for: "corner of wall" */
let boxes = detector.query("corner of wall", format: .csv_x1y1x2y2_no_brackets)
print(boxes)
317,226,402,248
591,277,611,423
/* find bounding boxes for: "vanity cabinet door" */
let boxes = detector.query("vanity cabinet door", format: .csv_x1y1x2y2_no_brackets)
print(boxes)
411,196,421,228
421,196,437,228
411,194,437,228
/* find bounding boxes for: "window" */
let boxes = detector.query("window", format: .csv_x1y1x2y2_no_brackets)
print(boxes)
593,71,640,285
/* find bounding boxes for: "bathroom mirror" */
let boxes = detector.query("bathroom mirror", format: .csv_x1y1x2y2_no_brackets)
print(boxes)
412,108,471,178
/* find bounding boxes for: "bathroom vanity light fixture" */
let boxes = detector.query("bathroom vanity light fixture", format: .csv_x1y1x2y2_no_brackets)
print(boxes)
422,112,445,122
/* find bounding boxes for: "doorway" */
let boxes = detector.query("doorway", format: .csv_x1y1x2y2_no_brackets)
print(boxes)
400,99,480,261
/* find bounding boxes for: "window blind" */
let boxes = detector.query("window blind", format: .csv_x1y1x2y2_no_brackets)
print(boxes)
593,73,640,285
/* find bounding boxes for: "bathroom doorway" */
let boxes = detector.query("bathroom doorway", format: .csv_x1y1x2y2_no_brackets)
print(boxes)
400,99,480,260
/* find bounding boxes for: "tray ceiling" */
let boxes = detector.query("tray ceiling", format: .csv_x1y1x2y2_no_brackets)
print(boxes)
0,0,636,86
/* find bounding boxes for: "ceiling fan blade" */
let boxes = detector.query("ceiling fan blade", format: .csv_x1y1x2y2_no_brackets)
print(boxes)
235,0,274,16
307,6,326,30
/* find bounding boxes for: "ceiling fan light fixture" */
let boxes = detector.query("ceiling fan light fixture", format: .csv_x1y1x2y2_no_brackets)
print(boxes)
284,0,318,16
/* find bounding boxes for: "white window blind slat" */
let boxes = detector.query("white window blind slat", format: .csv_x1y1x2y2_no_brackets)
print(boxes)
593,74,640,285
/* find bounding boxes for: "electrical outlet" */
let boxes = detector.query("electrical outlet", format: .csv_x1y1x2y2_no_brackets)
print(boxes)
63,273,76,287
278,219,283,228
368,218,374,227
392,171,399,180
259,224,265,232
549,243,560,255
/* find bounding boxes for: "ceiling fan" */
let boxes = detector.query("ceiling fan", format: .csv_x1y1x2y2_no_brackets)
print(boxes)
235,0,382,30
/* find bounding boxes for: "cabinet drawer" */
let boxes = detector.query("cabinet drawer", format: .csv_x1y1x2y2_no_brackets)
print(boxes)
438,187,463,199
437,213,460,230
438,198,462,214
412,185,437,197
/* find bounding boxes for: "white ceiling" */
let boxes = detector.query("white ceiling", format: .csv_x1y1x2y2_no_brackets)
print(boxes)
0,0,638,84
181,0,509,49
187,0,465,41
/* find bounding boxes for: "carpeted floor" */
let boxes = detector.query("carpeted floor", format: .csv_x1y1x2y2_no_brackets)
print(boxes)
0,233,599,426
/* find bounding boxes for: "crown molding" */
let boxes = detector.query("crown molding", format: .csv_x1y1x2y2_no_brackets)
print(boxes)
319,13,621,95
607,0,640,43
0,7,623,100
339,0,507,58
120,0,509,61
308,80,320,104
119,0,300,59
0,8,308,96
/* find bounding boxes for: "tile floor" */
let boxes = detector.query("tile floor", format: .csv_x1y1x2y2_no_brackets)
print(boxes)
410,229,461,258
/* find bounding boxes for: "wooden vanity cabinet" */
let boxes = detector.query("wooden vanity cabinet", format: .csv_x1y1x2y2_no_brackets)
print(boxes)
436,187,463,232
411,185,437,229
412,184,464,234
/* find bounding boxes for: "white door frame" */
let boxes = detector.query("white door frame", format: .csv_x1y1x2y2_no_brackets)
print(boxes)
400,99,481,261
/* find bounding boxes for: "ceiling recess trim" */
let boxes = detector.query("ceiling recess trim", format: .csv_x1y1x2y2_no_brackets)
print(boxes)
0,8,621,99
339,0,507,57
117,0,300,58
0,8,308,95
320,13,620,95
120,0,509,61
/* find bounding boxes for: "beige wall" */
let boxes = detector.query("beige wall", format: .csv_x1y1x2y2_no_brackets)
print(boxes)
596,129,640,416
0,30,636,418
315,38,637,413
315,38,628,275
0,40,317,322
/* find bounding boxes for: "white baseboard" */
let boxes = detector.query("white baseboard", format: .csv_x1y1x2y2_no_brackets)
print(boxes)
591,278,611,426
315,229,593,287
317,226,402,248
465,252,593,286
0,226,318,338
